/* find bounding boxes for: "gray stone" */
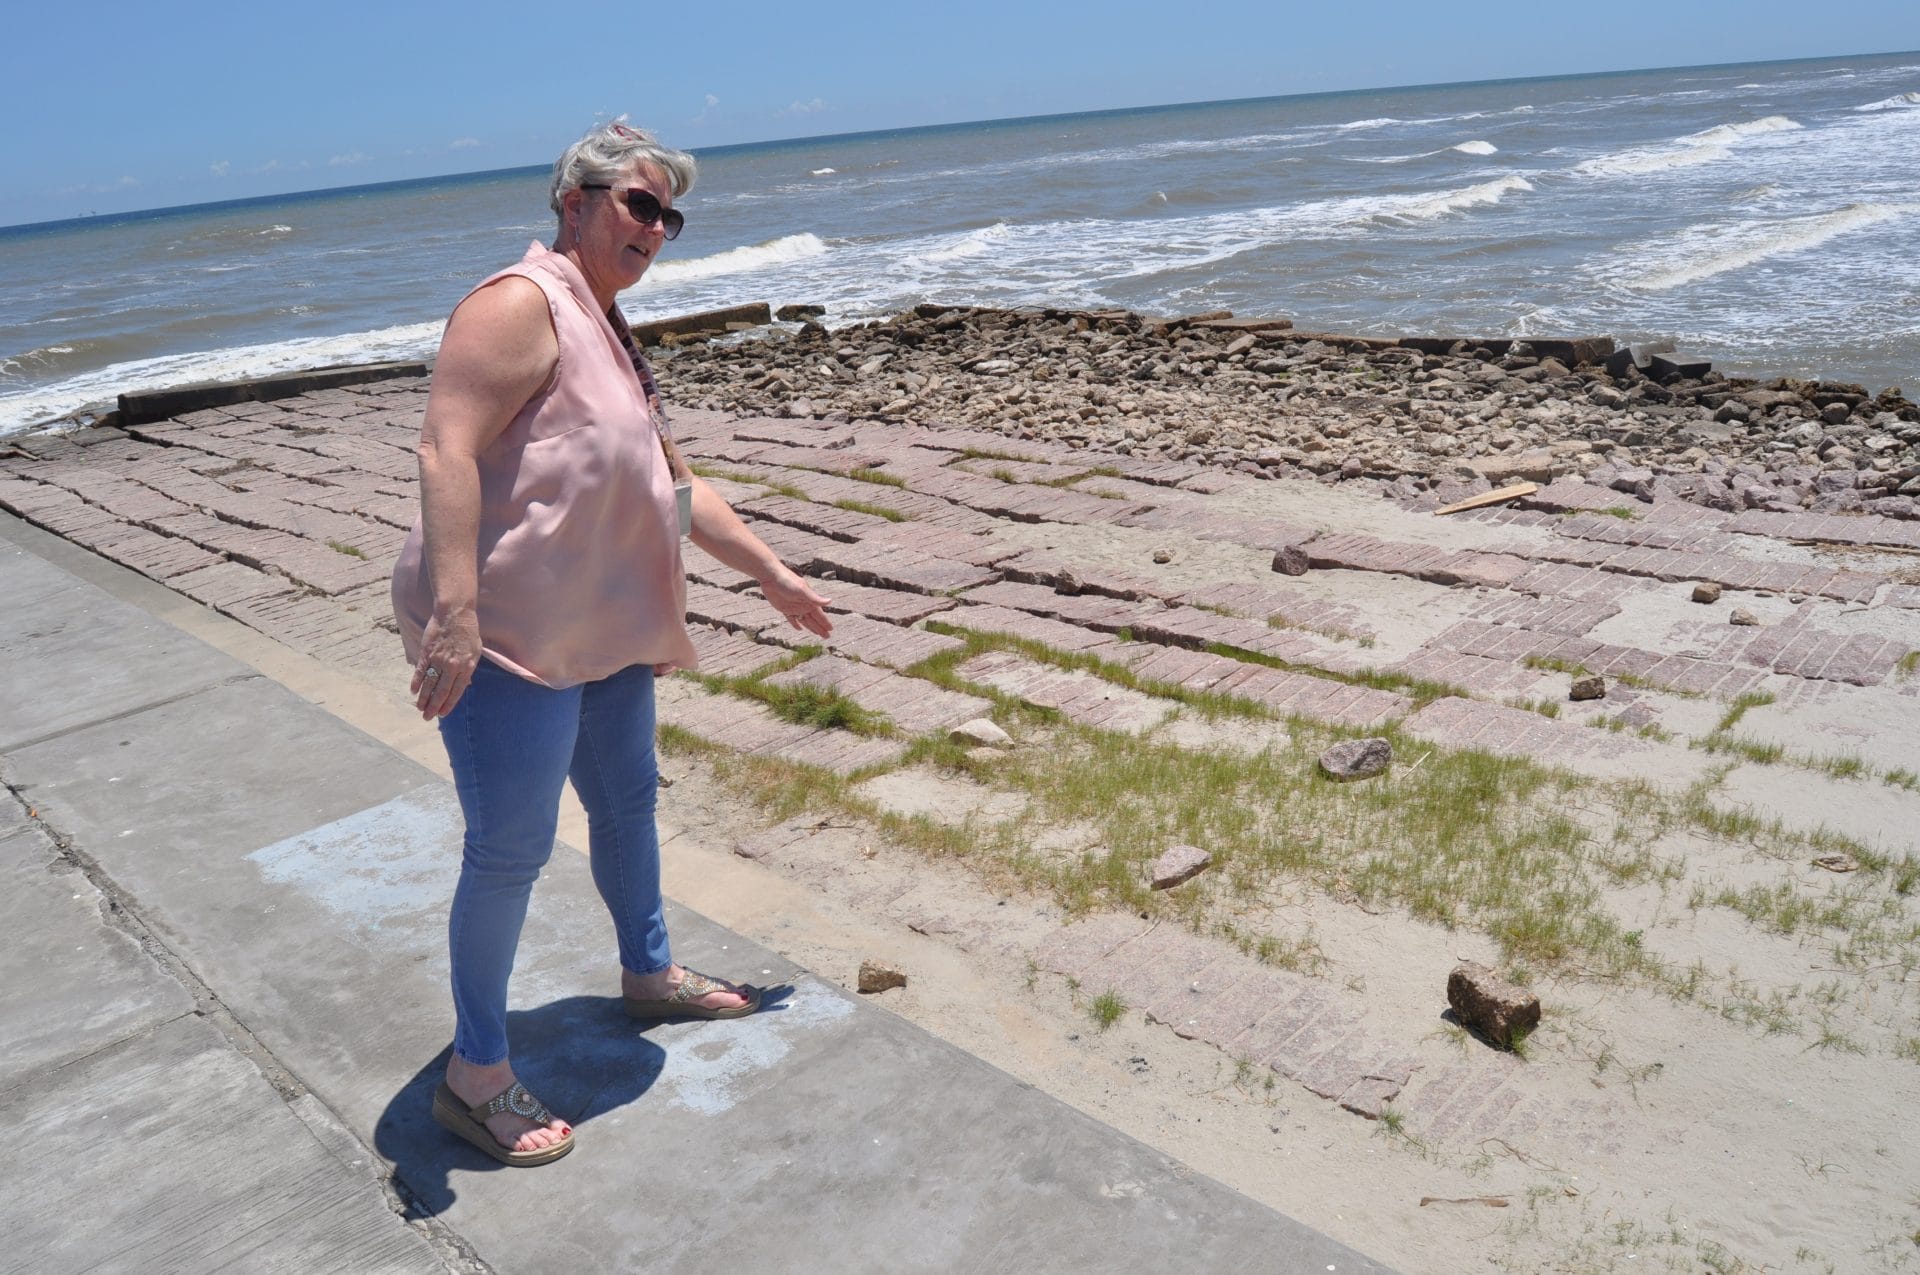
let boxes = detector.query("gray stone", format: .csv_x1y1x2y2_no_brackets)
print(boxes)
1691,581,1723,604
857,959,908,993
1730,608,1760,626
1152,548,1175,564
950,718,1013,748
1318,737,1392,781
1569,675,1606,701
1149,843,1213,889
1447,961,1541,1048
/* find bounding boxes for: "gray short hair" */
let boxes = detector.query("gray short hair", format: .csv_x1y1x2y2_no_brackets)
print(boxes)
548,118,696,221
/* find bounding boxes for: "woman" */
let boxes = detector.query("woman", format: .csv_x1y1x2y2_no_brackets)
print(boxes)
391,119,832,1167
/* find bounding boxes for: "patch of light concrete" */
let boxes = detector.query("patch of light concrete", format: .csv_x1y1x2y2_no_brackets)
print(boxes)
647,977,855,1116
246,786,461,933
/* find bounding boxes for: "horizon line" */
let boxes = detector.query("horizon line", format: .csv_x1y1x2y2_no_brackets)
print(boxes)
4,45,1915,234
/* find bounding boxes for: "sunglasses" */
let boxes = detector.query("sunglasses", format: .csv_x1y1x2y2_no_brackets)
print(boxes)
579,184,684,240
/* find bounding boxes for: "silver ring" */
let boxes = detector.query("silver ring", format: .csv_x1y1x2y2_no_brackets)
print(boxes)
424,666,442,680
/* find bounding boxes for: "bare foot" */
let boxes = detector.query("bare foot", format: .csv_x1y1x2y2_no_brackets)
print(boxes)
445,1056,571,1153
623,963,753,1012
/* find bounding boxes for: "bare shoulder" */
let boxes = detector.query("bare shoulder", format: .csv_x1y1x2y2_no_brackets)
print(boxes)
422,274,558,451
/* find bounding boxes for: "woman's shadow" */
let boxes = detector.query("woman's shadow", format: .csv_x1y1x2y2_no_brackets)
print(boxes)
376,986,791,1215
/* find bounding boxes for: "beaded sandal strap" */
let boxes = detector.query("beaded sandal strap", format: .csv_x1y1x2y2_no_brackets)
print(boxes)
470,1081,556,1126
670,969,730,1003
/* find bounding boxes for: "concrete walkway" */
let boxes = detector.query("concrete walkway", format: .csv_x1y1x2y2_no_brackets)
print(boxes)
0,520,1390,1274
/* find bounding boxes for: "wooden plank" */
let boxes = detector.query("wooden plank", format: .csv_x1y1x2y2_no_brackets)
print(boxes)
1435,482,1539,516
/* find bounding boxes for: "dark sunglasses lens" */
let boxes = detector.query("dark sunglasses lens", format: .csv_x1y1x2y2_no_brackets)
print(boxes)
625,191,684,240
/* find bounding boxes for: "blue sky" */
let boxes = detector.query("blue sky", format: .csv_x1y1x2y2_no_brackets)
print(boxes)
4,1,1917,226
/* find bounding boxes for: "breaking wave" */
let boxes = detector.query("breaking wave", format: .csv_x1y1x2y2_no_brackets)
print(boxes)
1855,91,1920,111
1618,202,1916,291
641,232,828,285
1574,115,1802,177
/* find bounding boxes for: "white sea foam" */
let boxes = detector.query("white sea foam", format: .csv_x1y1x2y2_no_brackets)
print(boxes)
809,167,837,175
1349,140,1499,164
258,224,292,235
1371,174,1534,222
913,223,1013,265
0,319,445,436
1855,92,1920,111
1620,202,1917,291
1574,115,1802,177
1336,117,1402,131
640,232,828,285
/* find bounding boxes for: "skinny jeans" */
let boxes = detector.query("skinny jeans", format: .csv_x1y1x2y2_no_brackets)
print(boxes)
440,657,670,1065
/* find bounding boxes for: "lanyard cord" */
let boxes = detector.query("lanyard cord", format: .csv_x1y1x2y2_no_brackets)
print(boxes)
607,307,690,484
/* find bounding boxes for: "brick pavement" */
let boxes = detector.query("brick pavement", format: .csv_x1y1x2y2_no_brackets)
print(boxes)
7,369,1919,1143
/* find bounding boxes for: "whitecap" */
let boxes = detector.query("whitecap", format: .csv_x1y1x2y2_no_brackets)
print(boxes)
1370,174,1533,222
913,223,1013,265
1336,117,1402,131
1573,115,1802,177
1450,140,1498,155
639,232,828,285
257,224,293,235
1855,91,1920,111
1618,202,1917,291
809,167,837,175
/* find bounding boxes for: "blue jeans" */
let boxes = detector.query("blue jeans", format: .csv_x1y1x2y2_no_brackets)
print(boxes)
440,658,671,1065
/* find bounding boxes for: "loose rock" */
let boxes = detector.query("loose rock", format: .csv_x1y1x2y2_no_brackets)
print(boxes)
1691,582,1723,604
1149,844,1213,890
1151,548,1174,564
1318,737,1392,781
1446,961,1541,1049
1729,608,1760,626
1569,675,1606,702
1270,544,1310,576
857,960,908,993
949,718,1013,748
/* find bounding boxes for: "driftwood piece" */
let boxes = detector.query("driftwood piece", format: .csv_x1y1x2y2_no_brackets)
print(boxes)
1434,482,1539,515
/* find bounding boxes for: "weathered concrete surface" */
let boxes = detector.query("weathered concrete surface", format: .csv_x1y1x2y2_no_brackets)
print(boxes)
0,542,246,750
0,1014,444,1275
0,525,1390,1274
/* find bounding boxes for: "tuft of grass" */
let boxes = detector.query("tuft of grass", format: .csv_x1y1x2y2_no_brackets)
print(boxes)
1697,733,1785,765
989,466,1020,484
326,539,368,559
848,466,906,487
1816,753,1868,781
1897,649,1919,680
1715,690,1775,735
832,497,906,522
1602,506,1641,520
1089,989,1127,1030
743,681,893,735
687,461,810,501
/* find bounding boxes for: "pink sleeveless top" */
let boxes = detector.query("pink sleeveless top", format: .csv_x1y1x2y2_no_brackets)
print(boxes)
390,242,697,688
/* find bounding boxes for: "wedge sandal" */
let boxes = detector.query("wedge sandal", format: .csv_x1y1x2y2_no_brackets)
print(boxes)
623,967,762,1021
431,1080,575,1167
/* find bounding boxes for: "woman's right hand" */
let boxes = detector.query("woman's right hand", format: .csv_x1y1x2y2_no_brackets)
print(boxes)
412,607,482,719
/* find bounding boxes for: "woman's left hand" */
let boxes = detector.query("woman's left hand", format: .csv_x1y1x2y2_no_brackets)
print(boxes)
761,565,833,637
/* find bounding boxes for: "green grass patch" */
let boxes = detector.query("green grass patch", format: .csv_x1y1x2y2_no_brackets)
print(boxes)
1714,690,1775,734
326,539,368,559
1089,989,1127,1030
687,461,810,501
1602,506,1642,520
831,498,907,522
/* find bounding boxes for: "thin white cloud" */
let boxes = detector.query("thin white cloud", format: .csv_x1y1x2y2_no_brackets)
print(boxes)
210,160,230,177
116,176,139,188
329,152,368,167
781,97,828,116
691,92,720,125
450,137,482,149
704,94,719,108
